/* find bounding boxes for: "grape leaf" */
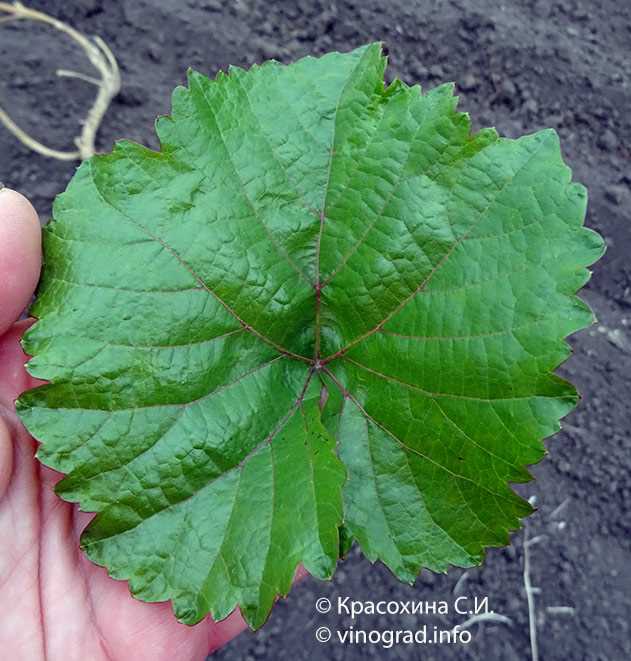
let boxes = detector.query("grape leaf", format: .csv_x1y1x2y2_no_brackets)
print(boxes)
16,43,604,628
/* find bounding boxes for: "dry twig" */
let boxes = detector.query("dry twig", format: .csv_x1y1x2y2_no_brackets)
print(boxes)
0,1,120,160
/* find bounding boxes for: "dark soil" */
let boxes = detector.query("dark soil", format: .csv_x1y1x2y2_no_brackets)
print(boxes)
1,1,630,660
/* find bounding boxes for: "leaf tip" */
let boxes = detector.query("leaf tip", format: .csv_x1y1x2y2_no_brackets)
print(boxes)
185,67,206,87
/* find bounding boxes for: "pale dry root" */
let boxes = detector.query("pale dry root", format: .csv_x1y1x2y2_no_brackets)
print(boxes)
450,495,576,661
0,1,120,160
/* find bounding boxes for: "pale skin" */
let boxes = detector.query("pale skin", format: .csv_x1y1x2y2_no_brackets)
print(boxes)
0,188,250,660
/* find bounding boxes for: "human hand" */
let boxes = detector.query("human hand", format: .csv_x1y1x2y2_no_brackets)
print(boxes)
0,188,247,660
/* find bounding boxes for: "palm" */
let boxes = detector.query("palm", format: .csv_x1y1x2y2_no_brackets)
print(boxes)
0,191,245,660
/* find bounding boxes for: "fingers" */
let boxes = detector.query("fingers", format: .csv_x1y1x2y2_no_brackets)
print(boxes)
0,188,41,336
0,186,43,496
207,609,247,654
0,319,45,496
0,416,12,498
0,319,44,406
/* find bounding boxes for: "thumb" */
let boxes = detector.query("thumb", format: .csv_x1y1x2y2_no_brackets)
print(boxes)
0,187,41,336
0,188,42,496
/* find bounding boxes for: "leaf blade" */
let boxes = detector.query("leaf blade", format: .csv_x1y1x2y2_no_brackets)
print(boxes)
16,43,604,629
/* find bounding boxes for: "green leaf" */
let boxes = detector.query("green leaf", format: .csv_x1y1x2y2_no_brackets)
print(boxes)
17,43,604,628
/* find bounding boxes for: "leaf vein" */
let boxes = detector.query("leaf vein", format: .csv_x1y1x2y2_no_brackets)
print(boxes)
88,161,311,364
321,135,551,363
